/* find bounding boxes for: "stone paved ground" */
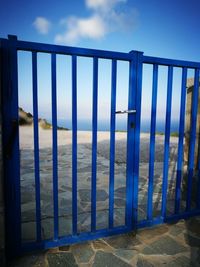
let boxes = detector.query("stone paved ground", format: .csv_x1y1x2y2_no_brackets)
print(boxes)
8,217,200,267
8,128,199,266
19,130,187,241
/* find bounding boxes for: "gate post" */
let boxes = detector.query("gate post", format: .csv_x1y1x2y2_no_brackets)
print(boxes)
126,51,143,230
1,35,21,259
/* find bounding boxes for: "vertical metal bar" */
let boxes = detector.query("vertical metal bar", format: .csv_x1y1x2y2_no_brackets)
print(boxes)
174,67,187,214
32,52,41,242
132,52,143,226
72,55,77,235
126,51,143,228
197,134,200,209
125,58,136,228
91,57,98,232
109,59,117,229
1,35,21,258
147,64,158,220
51,53,58,240
161,66,173,218
186,68,200,211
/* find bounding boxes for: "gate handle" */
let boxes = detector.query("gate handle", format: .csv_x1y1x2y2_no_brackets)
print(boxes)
115,110,136,114
5,119,18,159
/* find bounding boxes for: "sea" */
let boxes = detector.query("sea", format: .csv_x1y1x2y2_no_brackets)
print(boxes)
53,118,180,133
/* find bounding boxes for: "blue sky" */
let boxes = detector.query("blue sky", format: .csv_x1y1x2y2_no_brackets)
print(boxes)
1,0,200,126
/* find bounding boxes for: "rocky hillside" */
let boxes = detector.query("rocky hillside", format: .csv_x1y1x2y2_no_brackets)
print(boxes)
19,107,69,130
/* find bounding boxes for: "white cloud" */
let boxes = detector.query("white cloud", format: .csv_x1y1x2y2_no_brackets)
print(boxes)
86,0,126,11
55,15,106,44
54,0,138,45
33,17,51,34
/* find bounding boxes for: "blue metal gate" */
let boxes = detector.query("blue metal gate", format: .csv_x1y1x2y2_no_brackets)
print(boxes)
1,35,200,258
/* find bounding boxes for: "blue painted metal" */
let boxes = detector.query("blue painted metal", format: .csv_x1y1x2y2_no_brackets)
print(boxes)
20,225,130,253
32,52,42,242
147,64,158,220
137,209,200,229
91,57,98,232
186,69,200,211
72,55,78,235
174,67,187,214
51,53,59,240
109,59,117,229
15,40,132,61
131,51,143,227
1,36,21,258
2,35,200,258
143,55,200,69
161,66,173,218
197,137,200,209
125,56,137,229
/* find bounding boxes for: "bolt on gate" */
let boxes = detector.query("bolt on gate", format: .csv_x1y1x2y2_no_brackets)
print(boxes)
1,35,200,258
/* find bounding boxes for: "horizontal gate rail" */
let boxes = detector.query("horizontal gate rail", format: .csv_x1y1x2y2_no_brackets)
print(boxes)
20,225,130,254
143,55,200,69
0,37,133,61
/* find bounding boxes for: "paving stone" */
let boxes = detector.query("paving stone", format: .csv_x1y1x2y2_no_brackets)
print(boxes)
115,187,126,198
115,198,126,207
21,222,36,241
137,256,154,267
71,242,94,263
165,256,191,267
92,240,113,251
104,233,141,249
93,251,131,267
168,224,184,236
114,249,137,261
137,225,169,242
47,252,78,267
142,236,188,255
79,189,108,202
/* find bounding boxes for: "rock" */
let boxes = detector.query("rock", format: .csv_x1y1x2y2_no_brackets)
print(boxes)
19,107,69,130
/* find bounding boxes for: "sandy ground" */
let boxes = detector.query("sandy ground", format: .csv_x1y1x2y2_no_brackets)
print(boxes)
19,126,178,148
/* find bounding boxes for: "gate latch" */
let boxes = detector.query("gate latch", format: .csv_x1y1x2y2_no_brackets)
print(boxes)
5,119,18,159
115,110,136,114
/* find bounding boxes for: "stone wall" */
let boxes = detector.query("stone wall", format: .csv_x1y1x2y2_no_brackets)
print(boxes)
183,78,200,203
184,78,200,169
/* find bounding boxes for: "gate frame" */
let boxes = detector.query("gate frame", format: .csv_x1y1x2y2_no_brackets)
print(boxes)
1,36,21,259
1,35,200,259
0,35,144,259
